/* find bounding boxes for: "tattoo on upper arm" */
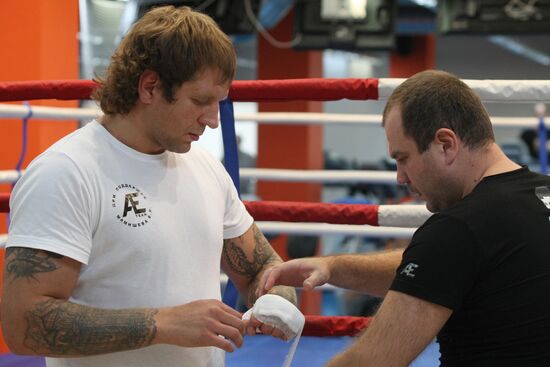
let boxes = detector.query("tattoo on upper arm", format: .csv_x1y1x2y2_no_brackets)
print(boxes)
24,299,158,355
223,226,297,306
5,248,64,282
222,225,278,278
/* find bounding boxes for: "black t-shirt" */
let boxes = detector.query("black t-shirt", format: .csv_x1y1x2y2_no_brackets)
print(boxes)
390,167,550,367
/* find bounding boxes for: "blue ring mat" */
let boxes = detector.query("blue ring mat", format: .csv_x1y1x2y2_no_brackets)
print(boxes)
0,337,439,366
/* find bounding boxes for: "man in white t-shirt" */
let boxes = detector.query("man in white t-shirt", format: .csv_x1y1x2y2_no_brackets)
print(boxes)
1,6,296,367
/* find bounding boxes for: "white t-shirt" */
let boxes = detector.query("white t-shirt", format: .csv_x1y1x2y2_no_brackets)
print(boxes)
7,120,254,367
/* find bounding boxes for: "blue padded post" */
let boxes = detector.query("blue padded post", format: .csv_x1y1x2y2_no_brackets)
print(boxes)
538,115,547,175
219,99,241,308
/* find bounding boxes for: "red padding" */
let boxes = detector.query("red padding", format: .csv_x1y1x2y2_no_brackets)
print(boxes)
0,193,9,213
0,80,98,101
0,195,381,226
244,201,380,226
0,79,380,102
229,78,379,102
303,315,371,337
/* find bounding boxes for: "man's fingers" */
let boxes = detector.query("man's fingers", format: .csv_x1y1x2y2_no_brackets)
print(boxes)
270,328,287,340
264,267,278,290
303,272,322,290
209,333,237,353
209,306,249,350
246,315,262,328
215,307,245,335
215,323,244,348
244,315,261,335
219,302,244,320
245,325,257,336
256,268,271,297
259,323,275,335
245,315,290,341
255,323,288,341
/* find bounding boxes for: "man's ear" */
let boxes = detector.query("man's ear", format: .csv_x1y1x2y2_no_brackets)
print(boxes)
137,70,160,104
434,128,459,165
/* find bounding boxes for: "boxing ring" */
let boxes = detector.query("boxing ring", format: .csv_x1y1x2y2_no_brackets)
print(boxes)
0,78,549,366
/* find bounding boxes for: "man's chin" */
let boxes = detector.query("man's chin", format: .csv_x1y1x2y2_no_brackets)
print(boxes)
425,201,439,213
168,144,191,154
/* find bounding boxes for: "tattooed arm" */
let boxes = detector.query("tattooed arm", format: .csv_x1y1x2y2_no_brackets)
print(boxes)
1,247,245,356
221,223,297,308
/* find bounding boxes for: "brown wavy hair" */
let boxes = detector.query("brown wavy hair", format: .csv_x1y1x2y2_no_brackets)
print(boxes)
382,70,494,153
93,5,236,115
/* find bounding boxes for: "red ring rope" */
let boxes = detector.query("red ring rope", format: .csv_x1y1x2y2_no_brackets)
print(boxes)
0,192,9,213
0,79,380,102
0,194,380,225
244,200,379,225
303,315,371,337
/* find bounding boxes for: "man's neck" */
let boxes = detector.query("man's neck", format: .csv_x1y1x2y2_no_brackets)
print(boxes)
461,142,521,197
99,113,162,154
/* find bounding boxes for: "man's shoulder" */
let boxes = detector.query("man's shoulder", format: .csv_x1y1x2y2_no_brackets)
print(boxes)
22,122,106,181
49,120,102,153
416,212,472,238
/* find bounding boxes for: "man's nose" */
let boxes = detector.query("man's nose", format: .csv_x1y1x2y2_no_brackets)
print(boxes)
199,115,219,129
199,104,220,129
396,167,409,185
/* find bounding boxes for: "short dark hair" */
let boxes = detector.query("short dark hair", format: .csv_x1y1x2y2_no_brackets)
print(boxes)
382,70,494,152
93,5,236,115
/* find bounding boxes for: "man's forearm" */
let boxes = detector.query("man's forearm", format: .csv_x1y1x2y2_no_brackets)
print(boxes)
328,249,404,296
222,223,298,307
20,298,158,356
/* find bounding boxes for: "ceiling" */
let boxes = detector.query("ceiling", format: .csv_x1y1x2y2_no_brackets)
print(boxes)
79,0,550,82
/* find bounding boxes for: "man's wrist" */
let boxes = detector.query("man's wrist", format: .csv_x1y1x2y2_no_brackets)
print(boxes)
268,285,298,306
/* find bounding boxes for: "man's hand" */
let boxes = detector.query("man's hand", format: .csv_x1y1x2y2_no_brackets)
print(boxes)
155,299,246,352
244,315,288,341
257,257,331,297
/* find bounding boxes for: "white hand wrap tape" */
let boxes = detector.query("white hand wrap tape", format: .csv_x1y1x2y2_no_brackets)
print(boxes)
242,294,305,367
242,294,305,339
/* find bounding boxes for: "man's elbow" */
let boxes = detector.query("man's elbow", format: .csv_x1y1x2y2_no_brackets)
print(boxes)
1,310,33,355
1,327,28,355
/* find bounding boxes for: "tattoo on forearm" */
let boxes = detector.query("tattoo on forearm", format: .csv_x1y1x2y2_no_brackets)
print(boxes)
24,299,158,355
246,275,262,306
222,225,278,278
223,225,296,305
5,247,63,282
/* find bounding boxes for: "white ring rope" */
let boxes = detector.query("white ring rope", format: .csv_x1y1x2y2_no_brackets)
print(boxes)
378,205,431,227
235,113,547,128
1,168,391,185
0,103,101,120
0,223,417,247
0,168,400,185
379,79,550,103
257,222,416,238
240,168,397,184
0,170,22,184
0,103,546,128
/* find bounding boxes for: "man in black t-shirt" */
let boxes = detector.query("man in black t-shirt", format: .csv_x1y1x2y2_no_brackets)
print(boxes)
256,70,550,366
